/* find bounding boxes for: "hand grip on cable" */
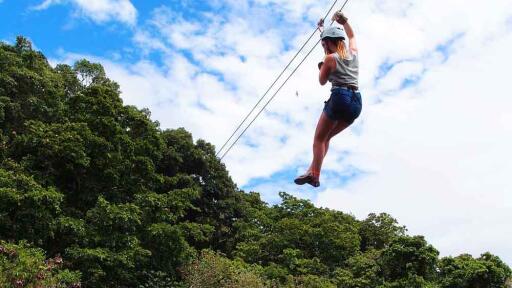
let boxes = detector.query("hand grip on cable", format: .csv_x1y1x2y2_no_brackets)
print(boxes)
332,11,348,25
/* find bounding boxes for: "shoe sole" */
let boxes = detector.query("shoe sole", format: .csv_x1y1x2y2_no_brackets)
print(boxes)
294,178,310,185
294,175,312,185
308,181,320,188
295,175,320,187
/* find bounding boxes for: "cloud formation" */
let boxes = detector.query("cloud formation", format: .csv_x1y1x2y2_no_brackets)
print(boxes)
51,0,512,265
33,0,137,25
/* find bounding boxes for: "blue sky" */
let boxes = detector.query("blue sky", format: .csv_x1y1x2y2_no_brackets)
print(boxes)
1,0,512,265
0,1,239,64
0,0,308,67
2,1,129,58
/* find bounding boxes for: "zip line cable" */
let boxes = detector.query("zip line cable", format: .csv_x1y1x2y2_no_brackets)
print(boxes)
217,0,351,160
215,0,347,158
218,0,350,160
219,39,321,160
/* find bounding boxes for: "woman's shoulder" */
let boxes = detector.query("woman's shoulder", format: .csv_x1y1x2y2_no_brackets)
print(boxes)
325,53,339,63
324,54,337,71
325,54,337,64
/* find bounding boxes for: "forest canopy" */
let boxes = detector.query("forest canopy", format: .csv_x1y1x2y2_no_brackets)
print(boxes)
0,37,510,288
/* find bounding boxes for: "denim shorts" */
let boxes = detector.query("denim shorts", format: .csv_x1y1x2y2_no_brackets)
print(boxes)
323,87,362,124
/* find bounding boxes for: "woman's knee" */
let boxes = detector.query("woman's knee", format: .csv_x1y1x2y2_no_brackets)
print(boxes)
320,126,337,143
314,133,329,144
326,131,335,141
328,121,349,140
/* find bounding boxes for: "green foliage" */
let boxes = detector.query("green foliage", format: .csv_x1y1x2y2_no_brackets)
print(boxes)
0,37,510,288
144,223,194,273
360,213,406,251
0,240,80,288
10,121,95,191
137,270,185,288
65,197,151,286
235,192,360,273
15,36,33,52
380,236,439,281
292,275,336,288
333,250,382,288
438,253,512,288
377,274,437,288
182,250,265,288
73,59,108,87
0,166,63,247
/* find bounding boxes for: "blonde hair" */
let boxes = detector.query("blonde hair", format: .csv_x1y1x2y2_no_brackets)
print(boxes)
324,39,348,60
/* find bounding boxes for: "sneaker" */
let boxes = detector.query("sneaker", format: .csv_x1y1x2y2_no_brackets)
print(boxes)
294,173,320,188
308,178,320,188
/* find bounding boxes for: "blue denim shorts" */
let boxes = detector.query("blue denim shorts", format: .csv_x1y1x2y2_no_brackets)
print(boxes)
323,87,362,124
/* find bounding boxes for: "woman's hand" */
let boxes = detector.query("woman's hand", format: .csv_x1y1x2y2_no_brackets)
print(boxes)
317,18,324,32
332,11,348,25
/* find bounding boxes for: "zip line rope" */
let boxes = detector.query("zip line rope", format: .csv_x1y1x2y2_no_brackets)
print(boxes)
215,0,341,158
217,0,351,160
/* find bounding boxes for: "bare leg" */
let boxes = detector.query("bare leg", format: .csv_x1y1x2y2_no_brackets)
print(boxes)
323,120,350,157
308,112,337,177
308,119,350,173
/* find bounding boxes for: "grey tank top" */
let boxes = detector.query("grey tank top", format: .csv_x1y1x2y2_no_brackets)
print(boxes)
328,52,359,90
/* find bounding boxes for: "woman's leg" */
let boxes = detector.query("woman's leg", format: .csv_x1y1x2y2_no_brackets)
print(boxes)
309,112,337,177
307,119,351,174
307,118,350,170
324,120,350,157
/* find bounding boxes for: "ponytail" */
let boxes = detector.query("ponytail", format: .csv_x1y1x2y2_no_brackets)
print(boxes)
323,38,348,60
336,40,348,60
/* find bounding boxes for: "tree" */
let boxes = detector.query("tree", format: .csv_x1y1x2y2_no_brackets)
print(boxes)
0,38,510,288
0,240,80,288
0,164,63,249
15,36,32,52
66,197,151,287
438,253,512,288
380,236,439,282
182,250,265,288
333,250,382,288
73,59,107,87
360,213,406,251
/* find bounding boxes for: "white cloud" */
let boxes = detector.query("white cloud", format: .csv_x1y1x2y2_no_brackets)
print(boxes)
316,0,512,265
33,0,62,10
52,0,512,265
33,0,137,25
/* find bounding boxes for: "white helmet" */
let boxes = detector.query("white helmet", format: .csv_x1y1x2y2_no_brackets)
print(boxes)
320,26,345,40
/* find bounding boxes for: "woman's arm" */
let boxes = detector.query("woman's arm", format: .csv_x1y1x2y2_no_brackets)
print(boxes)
319,55,336,85
333,12,357,53
343,21,357,53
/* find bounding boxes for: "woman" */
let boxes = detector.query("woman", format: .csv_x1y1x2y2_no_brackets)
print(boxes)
294,12,362,187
